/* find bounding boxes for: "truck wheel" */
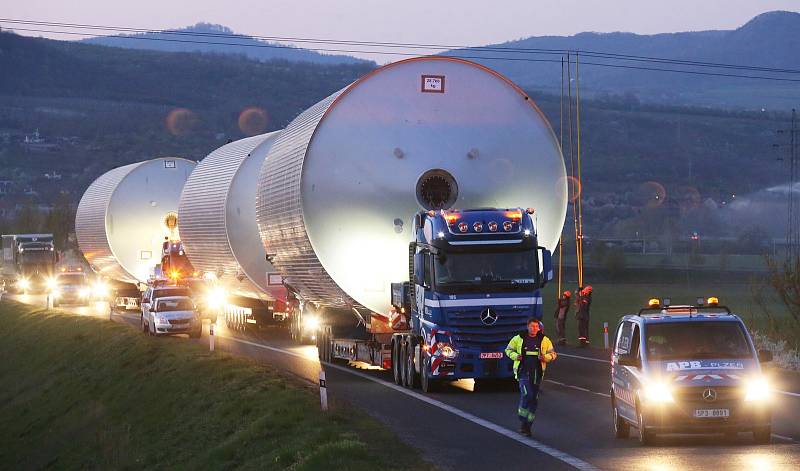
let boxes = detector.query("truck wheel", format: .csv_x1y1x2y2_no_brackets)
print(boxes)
753,426,771,444
392,339,402,385
420,355,439,393
404,338,419,389
612,396,630,438
637,410,655,445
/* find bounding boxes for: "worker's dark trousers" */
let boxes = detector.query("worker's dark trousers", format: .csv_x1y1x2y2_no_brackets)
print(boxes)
518,374,540,426
577,317,590,344
555,314,567,342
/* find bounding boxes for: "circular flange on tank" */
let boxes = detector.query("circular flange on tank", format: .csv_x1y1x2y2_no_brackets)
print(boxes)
257,57,567,315
76,157,196,283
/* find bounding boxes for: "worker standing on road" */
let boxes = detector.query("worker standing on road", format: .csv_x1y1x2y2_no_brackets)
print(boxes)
505,319,557,436
576,285,593,347
553,290,571,346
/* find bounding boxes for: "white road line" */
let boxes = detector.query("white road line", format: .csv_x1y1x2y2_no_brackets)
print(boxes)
772,433,795,442
558,352,800,398
545,380,611,398
219,334,601,471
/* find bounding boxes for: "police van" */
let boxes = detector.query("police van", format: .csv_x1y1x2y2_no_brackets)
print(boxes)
610,297,773,445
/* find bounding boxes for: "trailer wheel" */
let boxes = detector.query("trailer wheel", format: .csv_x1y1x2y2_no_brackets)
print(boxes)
399,340,408,387
404,337,420,389
392,339,402,385
420,354,438,393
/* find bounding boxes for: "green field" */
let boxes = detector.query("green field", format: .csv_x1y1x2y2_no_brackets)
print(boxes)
539,279,793,347
0,301,429,470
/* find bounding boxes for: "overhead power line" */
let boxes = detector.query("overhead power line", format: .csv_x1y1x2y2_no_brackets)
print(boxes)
3,19,800,83
3,17,800,75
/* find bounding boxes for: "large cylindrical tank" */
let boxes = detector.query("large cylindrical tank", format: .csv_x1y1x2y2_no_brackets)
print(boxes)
257,57,567,315
76,158,196,283
178,132,283,300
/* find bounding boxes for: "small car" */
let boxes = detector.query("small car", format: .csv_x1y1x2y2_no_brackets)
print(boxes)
610,297,773,445
141,285,192,318
51,272,91,307
141,296,201,338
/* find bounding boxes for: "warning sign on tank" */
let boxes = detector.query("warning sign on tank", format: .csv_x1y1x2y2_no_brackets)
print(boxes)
421,75,445,93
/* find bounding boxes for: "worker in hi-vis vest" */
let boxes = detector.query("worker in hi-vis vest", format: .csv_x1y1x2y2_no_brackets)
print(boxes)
505,318,558,436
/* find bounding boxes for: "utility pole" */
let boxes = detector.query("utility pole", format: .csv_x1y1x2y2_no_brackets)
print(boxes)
777,109,799,260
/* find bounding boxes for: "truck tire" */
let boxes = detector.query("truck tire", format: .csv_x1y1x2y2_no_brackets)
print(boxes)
753,426,771,444
612,396,630,439
404,337,420,389
420,355,439,393
392,339,402,385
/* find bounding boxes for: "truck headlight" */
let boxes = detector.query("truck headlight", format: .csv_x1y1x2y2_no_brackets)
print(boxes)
642,381,674,403
18,278,30,290
51,289,62,298
205,287,226,309
744,377,771,402
46,277,58,291
303,315,320,332
436,342,458,359
79,288,90,298
92,281,109,298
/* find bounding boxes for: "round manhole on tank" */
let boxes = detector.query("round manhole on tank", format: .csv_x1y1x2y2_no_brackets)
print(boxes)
416,169,458,210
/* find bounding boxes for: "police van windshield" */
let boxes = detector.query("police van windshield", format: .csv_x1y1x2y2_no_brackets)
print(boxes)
434,250,539,291
645,322,751,360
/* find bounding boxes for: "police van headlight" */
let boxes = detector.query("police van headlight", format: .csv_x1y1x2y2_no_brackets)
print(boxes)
744,377,771,402
642,380,674,403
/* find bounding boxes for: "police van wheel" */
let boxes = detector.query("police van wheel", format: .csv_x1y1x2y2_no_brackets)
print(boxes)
753,426,771,444
420,355,439,393
612,400,630,439
637,411,655,445
392,339,402,385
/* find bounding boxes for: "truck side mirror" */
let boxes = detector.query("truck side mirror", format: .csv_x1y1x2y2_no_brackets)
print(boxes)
758,349,773,363
538,247,553,286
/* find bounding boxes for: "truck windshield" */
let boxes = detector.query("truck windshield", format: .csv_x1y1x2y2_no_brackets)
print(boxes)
57,275,86,285
20,251,54,264
434,250,538,291
645,322,752,360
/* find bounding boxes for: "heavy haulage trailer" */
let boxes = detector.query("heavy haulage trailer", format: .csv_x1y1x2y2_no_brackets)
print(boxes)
74,57,568,393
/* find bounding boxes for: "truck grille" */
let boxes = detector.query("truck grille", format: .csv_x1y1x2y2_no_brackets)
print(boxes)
446,308,529,348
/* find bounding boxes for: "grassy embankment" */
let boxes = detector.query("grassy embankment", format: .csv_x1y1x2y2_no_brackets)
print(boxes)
0,300,429,470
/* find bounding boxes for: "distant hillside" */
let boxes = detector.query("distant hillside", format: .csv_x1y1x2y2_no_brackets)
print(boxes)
82,22,372,66
445,11,800,109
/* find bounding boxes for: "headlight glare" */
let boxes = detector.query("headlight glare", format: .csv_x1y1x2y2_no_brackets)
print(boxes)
744,377,771,402
303,315,320,332
643,381,674,403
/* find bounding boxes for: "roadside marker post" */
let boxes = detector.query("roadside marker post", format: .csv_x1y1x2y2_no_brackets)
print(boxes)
319,369,329,411
47,294,53,310
603,322,609,350
209,322,215,352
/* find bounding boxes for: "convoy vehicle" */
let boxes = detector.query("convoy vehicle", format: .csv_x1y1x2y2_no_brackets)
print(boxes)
50,271,91,307
141,285,193,318
610,298,774,445
2,234,57,293
141,295,202,338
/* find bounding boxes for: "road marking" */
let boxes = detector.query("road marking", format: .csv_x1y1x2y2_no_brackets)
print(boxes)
219,334,601,471
546,380,611,398
772,433,795,442
558,352,800,398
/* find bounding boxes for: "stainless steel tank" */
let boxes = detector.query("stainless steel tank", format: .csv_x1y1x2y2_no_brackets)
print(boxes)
76,158,196,283
257,57,568,316
178,132,283,300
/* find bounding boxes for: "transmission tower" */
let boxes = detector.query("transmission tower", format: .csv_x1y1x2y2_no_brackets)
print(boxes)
779,109,800,259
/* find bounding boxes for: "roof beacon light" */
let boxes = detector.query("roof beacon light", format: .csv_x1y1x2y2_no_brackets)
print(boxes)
444,213,460,225
648,298,661,308
707,296,719,306
506,210,523,222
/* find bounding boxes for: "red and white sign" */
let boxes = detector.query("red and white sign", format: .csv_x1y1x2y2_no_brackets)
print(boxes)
480,352,503,359
421,75,445,93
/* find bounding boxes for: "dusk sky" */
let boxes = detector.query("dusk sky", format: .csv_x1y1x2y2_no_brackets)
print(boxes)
3,0,800,62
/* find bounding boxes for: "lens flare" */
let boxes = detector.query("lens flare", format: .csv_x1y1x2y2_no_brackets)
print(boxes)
165,108,199,136
637,181,667,208
238,107,269,136
557,175,582,202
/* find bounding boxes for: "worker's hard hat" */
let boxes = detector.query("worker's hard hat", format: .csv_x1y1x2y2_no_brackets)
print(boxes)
563,290,571,297
584,285,593,294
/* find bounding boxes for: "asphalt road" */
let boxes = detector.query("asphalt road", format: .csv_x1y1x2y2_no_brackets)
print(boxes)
9,293,800,470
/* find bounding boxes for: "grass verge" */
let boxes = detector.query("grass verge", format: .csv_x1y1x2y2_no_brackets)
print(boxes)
0,300,430,470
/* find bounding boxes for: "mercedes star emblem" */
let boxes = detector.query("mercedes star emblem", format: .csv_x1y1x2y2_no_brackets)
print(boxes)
702,388,717,402
480,308,498,326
